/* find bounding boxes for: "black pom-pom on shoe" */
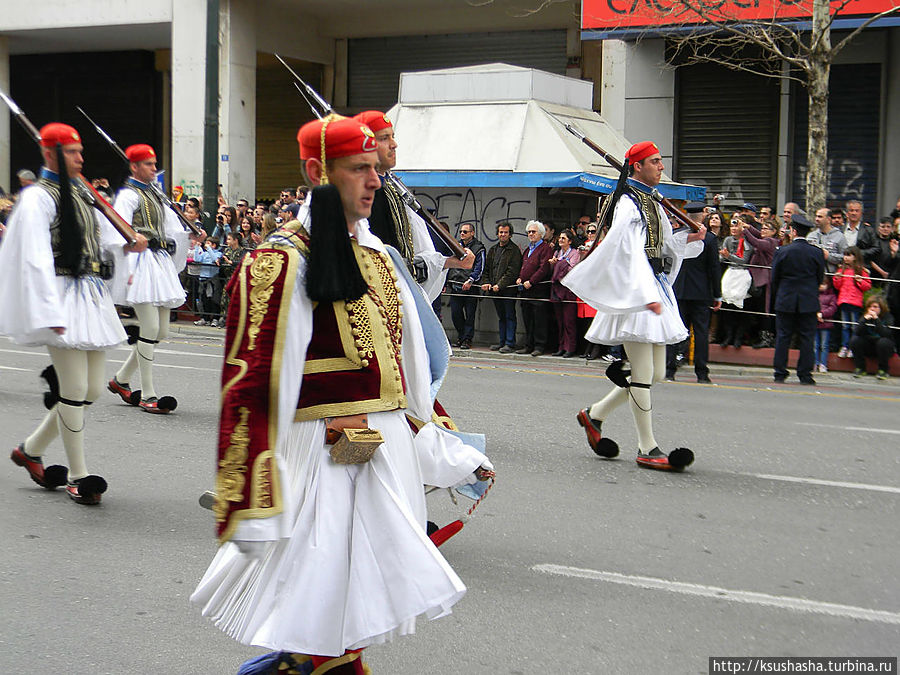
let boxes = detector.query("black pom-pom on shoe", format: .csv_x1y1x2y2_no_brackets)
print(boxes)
592,437,620,459
667,447,694,470
157,396,178,412
43,465,69,488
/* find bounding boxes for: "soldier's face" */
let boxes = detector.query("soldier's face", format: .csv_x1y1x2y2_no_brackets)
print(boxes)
132,158,157,184
326,152,381,224
44,144,84,178
374,128,397,171
632,153,664,187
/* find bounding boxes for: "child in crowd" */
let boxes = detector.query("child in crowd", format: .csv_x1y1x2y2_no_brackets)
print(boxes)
850,295,896,380
832,246,871,358
815,280,838,373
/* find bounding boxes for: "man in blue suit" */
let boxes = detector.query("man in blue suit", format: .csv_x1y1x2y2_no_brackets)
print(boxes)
770,212,825,384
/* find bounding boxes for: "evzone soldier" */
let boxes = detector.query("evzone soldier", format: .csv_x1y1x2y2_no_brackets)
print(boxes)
352,110,474,303
2,123,148,504
107,144,188,414
563,141,706,471
191,115,492,674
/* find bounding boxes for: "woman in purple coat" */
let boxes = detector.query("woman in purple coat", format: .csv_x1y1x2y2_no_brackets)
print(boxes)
549,229,581,357
741,215,780,347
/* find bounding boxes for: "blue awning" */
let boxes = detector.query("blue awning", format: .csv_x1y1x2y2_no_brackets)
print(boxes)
392,170,706,201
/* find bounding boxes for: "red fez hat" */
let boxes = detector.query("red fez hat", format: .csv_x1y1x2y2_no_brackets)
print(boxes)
297,115,378,161
125,144,157,162
353,110,392,133
625,141,660,163
39,123,81,148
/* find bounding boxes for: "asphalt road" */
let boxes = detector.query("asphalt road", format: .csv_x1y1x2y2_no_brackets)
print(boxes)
1,332,898,674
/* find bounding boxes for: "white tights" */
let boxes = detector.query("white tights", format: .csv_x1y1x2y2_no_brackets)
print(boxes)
589,342,667,453
24,347,106,480
116,304,170,400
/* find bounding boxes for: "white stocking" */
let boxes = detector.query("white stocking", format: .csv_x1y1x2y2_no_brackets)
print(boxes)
117,304,168,399
623,342,667,453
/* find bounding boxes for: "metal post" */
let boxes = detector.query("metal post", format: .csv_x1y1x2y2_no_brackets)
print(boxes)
202,0,220,232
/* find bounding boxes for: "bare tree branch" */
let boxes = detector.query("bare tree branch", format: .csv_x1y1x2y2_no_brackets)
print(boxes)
832,4,900,57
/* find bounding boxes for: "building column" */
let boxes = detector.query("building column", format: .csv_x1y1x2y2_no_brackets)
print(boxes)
775,61,793,213
881,27,900,217
0,37,10,194
219,0,256,204
601,39,675,168
171,0,208,201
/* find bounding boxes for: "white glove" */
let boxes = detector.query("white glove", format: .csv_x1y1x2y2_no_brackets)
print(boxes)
233,539,271,560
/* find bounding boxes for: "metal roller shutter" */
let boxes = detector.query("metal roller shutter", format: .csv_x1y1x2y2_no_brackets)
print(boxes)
255,57,323,201
791,63,881,223
348,30,568,110
10,51,162,190
675,62,780,210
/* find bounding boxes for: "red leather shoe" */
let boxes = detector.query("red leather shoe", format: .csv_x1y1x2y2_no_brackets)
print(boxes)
10,445,68,489
66,475,107,505
576,408,619,458
139,396,176,414
108,377,138,406
636,447,694,471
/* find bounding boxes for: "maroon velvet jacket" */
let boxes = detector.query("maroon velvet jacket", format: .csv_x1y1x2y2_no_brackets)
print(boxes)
518,240,553,298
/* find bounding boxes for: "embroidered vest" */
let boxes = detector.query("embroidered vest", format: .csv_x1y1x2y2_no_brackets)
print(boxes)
629,188,664,262
125,180,166,240
37,177,104,277
295,239,407,421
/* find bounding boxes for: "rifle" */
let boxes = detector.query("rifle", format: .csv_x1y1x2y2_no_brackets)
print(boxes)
275,55,468,259
562,123,699,233
76,106,204,237
0,90,141,246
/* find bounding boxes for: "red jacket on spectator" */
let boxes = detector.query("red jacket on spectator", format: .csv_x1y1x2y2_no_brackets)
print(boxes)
832,266,871,308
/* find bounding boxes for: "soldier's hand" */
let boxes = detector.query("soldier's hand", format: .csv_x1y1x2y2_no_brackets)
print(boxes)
646,302,662,315
126,233,149,253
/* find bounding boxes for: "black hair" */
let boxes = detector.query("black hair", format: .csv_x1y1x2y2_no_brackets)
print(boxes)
496,221,513,235
305,184,368,303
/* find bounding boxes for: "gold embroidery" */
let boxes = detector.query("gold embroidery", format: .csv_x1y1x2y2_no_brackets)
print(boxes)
251,450,275,509
213,407,250,522
247,252,285,351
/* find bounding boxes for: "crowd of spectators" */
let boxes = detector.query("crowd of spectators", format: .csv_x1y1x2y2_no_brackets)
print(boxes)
439,195,900,377
2,166,898,375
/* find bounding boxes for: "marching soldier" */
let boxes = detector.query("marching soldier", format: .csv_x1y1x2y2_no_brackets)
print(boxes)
107,144,188,414
2,123,147,504
352,110,473,302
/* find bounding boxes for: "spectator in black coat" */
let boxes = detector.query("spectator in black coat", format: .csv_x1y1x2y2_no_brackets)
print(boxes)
770,213,825,384
850,295,895,380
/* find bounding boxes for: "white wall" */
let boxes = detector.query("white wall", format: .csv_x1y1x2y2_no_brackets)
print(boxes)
2,0,171,30
600,38,675,166
170,0,207,199
414,187,537,250
219,0,256,204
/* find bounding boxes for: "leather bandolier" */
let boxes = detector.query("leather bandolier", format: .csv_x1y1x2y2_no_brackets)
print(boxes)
37,177,107,278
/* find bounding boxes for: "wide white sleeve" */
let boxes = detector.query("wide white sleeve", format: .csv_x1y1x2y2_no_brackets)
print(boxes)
414,423,488,488
407,205,448,303
0,186,66,334
163,207,190,272
562,198,661,312
232,256,313,543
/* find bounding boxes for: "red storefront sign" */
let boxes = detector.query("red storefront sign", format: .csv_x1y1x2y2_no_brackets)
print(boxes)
582,0,897,30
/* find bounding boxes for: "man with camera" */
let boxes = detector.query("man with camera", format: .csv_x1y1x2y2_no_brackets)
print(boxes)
2,123,148,505
108,144,189,414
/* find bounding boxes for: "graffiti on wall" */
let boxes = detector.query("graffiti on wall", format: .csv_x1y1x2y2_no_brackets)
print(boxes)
414,187,536,246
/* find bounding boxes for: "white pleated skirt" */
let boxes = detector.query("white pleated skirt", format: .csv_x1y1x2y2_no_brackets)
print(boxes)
117,249,186,308
191,410,467,657
586,273,688,346
9,276,126,350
